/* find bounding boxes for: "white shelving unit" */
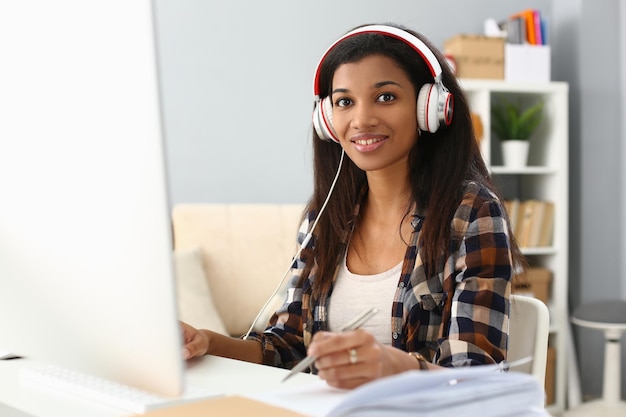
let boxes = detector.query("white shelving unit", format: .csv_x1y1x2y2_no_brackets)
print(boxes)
460,80,569,414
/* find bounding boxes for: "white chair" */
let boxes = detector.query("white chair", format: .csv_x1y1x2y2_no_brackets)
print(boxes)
508,294,551,386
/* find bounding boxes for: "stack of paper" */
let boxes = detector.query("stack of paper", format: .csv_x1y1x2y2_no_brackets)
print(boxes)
325,365,548,417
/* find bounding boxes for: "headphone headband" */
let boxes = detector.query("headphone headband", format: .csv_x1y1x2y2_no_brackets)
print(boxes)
313,25,443,98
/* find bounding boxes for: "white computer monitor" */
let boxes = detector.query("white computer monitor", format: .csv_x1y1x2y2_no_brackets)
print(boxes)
0,1,184,397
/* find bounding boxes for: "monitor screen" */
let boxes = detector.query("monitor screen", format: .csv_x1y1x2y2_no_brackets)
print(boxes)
0,0,184,397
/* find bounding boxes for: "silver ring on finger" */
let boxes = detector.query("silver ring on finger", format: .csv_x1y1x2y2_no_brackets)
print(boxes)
349,348,358,365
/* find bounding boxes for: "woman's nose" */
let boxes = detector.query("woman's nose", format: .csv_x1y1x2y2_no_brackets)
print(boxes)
349,103,378,130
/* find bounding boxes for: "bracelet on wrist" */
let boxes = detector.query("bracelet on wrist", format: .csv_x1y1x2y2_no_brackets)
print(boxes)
408,351,429,370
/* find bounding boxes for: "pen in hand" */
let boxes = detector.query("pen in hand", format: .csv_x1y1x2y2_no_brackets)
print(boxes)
281,307,378,382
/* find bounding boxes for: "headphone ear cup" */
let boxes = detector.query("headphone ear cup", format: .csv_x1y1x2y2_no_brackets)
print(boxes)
312,97,339,143
416,83,439,133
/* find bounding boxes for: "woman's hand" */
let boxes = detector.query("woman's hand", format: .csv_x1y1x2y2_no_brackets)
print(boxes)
180,321,209,360
307,329,388,389
180,322,265,364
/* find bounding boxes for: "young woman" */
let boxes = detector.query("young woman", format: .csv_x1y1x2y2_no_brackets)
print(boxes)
182,23,524,390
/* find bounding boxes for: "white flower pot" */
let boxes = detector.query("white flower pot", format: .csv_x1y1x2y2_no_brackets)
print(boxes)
501,140,529,168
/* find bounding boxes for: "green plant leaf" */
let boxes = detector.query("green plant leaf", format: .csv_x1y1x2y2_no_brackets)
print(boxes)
491,97,544,140
517,102,544,139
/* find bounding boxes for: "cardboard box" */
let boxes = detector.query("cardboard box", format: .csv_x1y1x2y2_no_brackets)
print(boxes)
545,346,556,405
444,35,505,79
505,44,551,82
512,267,552,304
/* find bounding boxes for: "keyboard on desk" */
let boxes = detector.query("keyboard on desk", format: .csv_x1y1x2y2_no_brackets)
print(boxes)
19,365,221,414
0,401,36,417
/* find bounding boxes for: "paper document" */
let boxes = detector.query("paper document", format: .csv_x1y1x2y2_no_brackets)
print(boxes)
251,365,549,417
247,380,347,417
325,365,549,417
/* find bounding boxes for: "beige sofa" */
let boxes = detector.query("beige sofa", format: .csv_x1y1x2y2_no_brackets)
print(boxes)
171,204,306,337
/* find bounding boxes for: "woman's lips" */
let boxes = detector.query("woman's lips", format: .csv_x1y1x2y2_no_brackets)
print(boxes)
350,134,388,152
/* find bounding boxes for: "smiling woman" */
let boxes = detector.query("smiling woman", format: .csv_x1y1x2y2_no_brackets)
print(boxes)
180,23,526,392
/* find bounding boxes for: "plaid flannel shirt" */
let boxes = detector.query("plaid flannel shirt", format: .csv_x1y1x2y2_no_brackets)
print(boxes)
247,180,513,370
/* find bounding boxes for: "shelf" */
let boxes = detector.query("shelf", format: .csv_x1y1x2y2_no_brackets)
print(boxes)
520,247,558,256
460,79,568,94
491,166,558,175
462,80,568,413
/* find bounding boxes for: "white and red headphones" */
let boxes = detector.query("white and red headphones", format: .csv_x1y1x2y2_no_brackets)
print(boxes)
312,25,454,143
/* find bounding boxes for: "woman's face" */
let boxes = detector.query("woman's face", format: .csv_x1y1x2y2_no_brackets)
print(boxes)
330,54,418,174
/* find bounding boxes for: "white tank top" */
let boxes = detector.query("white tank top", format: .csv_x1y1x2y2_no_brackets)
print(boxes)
328,253,402,345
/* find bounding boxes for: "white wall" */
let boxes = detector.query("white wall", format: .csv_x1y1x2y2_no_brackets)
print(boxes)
154,0,550,204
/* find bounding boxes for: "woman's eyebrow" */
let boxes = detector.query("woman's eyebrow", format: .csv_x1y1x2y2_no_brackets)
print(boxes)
332,81,401,95
374,80,401,88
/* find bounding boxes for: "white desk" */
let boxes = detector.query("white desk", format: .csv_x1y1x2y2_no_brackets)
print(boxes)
0,356,324,417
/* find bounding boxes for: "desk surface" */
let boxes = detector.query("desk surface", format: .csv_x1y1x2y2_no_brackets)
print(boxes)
0,356,324,417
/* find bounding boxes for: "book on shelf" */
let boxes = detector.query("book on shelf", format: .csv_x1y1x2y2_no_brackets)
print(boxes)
509,9,545,45
532,10,543,45
504,199,554,248
527,200,546,247
539,16,548,45
515,200,536,247
505,16,526,44
538,201,555,247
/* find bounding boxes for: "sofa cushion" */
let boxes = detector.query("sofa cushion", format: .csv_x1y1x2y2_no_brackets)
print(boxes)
173,246,228,335
172,204,306,337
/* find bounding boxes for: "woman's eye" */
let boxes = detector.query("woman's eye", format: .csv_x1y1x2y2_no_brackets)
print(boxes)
335,98,352,107
377,93,396,102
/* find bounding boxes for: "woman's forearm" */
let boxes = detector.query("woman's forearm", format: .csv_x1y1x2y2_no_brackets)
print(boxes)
203,329,264,364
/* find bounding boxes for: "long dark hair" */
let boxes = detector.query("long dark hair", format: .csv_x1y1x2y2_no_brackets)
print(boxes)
303,23,523,297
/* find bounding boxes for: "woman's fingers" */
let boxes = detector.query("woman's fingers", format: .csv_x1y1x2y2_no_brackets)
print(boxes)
179,321,209,359
309,329,368,358
310,329,384,388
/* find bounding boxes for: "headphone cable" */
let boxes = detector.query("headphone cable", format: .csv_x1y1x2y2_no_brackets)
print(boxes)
243,149,345,339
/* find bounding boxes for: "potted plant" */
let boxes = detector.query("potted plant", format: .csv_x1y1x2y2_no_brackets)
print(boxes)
491,97,544,168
